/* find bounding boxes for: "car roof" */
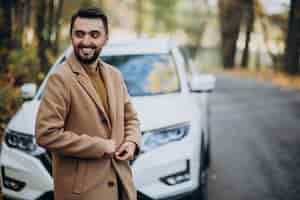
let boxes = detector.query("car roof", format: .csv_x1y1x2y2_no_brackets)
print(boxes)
65,38,176,57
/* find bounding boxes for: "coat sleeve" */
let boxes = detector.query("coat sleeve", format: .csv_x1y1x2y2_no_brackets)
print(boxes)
35,73,110,159
120,74,142,156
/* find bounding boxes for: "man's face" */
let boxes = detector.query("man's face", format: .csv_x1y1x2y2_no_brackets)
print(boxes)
71,17,107,64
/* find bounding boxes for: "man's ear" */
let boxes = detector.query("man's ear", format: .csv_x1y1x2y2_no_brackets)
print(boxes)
104,35,109,45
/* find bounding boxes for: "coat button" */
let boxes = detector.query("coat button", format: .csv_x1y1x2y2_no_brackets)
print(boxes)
108,181,115,187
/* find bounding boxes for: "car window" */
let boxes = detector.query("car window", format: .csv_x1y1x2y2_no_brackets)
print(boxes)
101,53,181,96
38,53,181,99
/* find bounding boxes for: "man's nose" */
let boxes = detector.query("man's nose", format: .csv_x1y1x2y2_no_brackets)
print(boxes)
82,35,92,45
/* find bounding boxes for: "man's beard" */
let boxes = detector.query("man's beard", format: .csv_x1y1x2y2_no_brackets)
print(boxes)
74,46,101,64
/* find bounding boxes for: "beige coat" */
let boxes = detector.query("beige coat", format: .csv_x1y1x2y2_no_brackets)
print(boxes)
35,52,141,200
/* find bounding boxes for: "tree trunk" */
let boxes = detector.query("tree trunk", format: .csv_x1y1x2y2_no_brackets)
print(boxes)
241,0,254,68
0,0,13,74
53,0,64,55
47,0,55,49
135,0,143,37
218,0,243,69
24,0,31,26
35,0,49,74
284,0,300,74
13,0,27,48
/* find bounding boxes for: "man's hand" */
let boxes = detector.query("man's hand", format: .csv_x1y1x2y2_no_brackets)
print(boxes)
115,141,136,161
104,139,116,158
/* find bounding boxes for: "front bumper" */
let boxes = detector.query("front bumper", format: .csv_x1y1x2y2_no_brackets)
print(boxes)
0,143,53,200
0,130,201,200
132,132,201,200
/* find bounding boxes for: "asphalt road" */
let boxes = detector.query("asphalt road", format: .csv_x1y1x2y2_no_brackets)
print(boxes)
206,74,300,200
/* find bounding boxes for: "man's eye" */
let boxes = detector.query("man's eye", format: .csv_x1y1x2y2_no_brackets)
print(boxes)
75,31,85,38
90,31,100,38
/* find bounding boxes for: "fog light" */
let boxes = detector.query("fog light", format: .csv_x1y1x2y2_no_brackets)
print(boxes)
1,167,25,191
160,160,190,185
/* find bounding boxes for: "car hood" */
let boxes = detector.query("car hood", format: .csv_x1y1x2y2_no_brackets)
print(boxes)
131,93,199,131
7,93,199,136
7,100,40,136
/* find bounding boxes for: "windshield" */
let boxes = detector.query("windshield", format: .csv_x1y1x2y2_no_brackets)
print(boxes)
101,53,180,96
37,53,180,99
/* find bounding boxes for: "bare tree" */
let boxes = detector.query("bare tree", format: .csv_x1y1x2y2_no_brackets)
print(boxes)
241,0,255,68
135,0,143,36
0,0,13,74
35,0,49,74
13,0,25,48
218,0,243,68
53,0,64,55
284,0,300,74
47,0,55,48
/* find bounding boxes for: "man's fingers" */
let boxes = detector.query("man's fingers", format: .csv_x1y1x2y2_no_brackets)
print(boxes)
115,148,134,161
115,150,134,160
115,142,136,161
115,151,129,160
116,143,128,155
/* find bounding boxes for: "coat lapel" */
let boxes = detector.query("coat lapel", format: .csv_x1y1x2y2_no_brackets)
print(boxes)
66,53,112,131
100,61,116,132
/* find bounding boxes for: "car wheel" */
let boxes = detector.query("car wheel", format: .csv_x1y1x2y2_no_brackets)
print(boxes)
191,139,208,200
205,141,211,168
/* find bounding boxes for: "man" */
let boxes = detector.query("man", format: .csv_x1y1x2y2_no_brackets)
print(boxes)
35,7,141,200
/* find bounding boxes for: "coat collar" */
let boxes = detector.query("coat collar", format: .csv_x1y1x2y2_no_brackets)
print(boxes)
67,52,90,75
66,52,115,132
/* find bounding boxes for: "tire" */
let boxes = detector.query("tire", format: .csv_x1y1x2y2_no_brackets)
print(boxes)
191,137,208,200
198,164,208,200
205,141,211,168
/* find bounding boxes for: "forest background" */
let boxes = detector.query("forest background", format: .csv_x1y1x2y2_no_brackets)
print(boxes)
0,0,298,132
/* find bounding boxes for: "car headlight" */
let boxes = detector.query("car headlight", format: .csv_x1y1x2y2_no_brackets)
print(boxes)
4,129,37,153
141,122,190,153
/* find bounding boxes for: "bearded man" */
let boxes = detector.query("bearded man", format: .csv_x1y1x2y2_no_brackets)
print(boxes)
35,7,141,200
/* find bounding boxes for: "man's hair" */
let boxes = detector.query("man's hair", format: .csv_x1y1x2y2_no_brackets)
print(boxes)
70,7,108,35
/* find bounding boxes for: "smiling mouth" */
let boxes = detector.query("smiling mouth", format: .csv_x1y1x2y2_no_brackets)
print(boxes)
81,47,94,53
79,47,95,56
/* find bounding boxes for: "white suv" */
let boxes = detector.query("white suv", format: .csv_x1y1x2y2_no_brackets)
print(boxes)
0,38,215,200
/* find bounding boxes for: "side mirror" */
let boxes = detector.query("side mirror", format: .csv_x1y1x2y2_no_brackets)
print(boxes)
190,74,216,93
21,83,37,100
